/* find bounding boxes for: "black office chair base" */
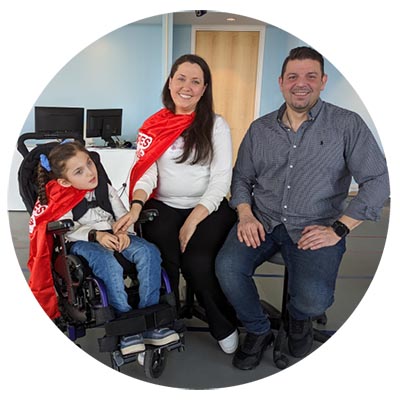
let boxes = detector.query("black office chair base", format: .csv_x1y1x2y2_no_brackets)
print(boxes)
179,302,208,322
179,284,208,326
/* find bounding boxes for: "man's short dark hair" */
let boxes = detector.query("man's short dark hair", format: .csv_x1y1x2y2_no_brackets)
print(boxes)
280,46,325,77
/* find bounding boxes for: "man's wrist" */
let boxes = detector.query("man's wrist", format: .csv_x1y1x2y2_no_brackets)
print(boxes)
236,203,253,219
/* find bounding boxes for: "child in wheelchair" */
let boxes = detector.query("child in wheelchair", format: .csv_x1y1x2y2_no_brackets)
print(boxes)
29,140,179,357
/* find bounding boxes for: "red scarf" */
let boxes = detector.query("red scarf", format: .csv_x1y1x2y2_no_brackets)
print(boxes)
128,108,195,201
27,180,87,320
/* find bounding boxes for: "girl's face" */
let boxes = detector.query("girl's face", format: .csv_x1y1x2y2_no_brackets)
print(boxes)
169,61,207,114
57,151,98,191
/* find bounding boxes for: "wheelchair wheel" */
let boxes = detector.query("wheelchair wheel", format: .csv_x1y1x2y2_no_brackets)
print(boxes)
144,348,167,379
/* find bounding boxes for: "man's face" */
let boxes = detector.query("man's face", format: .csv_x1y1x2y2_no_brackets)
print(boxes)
279,59,328,113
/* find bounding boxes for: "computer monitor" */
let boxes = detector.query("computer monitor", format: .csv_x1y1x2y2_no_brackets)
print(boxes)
35,106,84,139
86,108,123,147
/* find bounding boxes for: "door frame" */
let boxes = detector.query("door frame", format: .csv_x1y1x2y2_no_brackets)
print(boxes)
191,24,266,119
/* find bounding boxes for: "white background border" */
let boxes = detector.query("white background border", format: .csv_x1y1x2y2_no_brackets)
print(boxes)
1,1,399,398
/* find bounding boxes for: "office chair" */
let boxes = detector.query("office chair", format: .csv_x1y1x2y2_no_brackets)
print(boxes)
179,284,207,323
266,252,331,369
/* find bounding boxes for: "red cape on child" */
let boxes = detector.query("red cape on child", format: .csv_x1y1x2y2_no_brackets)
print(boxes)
27,180,87,320
128,108,195,201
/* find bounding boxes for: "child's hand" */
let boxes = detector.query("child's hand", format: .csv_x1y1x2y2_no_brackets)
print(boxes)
115,232,131,252
96,231,120,251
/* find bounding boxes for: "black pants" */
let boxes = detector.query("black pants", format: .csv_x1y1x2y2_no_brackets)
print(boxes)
142,198,238,340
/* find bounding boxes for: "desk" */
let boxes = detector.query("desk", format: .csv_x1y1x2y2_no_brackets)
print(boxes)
8,147,136,211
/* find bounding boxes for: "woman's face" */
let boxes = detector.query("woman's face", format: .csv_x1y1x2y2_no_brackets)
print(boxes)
169,61,207,114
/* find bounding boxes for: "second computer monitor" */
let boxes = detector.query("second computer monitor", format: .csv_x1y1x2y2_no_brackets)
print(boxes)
86,108,122,146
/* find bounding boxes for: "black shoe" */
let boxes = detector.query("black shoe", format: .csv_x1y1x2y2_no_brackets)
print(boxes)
288,316,313,358
233,331,274,370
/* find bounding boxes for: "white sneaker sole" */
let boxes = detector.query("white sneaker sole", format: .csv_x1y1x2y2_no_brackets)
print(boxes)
143,332,180,346
120,342,146,355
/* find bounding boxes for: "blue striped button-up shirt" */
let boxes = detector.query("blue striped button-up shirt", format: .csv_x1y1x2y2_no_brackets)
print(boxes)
230,99,390,243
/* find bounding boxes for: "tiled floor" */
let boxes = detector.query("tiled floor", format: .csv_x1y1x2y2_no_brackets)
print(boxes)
7,201,389,389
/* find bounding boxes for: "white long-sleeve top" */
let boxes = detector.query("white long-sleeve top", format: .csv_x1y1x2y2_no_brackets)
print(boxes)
59,184,132,242
133,115,233,213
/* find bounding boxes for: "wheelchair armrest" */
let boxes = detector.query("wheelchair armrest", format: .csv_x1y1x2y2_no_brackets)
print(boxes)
137,209,159,224
47,219,74,233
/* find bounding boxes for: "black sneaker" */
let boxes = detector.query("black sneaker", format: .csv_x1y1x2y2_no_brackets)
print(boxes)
233,331,274,370
288,315,313,358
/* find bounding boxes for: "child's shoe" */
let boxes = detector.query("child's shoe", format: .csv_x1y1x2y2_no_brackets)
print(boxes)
120,334,145,355
143,328,180,346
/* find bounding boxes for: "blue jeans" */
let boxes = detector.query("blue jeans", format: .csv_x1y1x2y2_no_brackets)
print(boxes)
215,224,346,335
70,234,161,313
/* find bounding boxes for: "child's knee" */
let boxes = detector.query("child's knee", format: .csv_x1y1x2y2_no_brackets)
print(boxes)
136,241,161,264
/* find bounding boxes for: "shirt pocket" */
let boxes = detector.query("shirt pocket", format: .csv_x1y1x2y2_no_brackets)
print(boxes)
303,132,346,172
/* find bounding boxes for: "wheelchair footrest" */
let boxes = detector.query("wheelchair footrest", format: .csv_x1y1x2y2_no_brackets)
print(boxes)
103,303,177,339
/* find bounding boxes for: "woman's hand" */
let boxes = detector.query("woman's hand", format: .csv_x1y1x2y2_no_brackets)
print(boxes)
113,207,140,233
179,220,197,253
179,204,209,253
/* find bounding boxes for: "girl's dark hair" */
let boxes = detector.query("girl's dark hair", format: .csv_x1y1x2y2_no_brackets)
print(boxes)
37,141,89,205
162,54,215,165
280,46,325,78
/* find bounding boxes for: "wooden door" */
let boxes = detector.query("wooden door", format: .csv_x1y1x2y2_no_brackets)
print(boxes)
195,30,261,161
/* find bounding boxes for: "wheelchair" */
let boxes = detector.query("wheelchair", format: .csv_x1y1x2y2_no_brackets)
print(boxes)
17,132,185,379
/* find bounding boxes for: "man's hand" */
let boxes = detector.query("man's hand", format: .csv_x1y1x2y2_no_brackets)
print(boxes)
237,213,266,248
297,225,341,250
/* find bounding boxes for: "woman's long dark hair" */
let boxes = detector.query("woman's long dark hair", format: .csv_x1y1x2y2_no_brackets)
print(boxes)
162,54,215,165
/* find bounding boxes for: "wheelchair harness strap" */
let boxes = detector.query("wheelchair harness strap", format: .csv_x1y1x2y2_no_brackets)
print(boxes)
104,303,177,337
72,151,115,221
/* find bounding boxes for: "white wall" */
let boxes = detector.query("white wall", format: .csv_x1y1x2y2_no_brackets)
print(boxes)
19,23,165,144
18,16,383,152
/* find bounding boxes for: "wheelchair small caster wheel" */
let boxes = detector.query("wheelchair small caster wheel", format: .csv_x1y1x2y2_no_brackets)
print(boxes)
144,348,167,379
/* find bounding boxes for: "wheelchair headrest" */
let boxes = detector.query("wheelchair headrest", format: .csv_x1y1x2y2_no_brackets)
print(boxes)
17,141,110,214
18,141,60,213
